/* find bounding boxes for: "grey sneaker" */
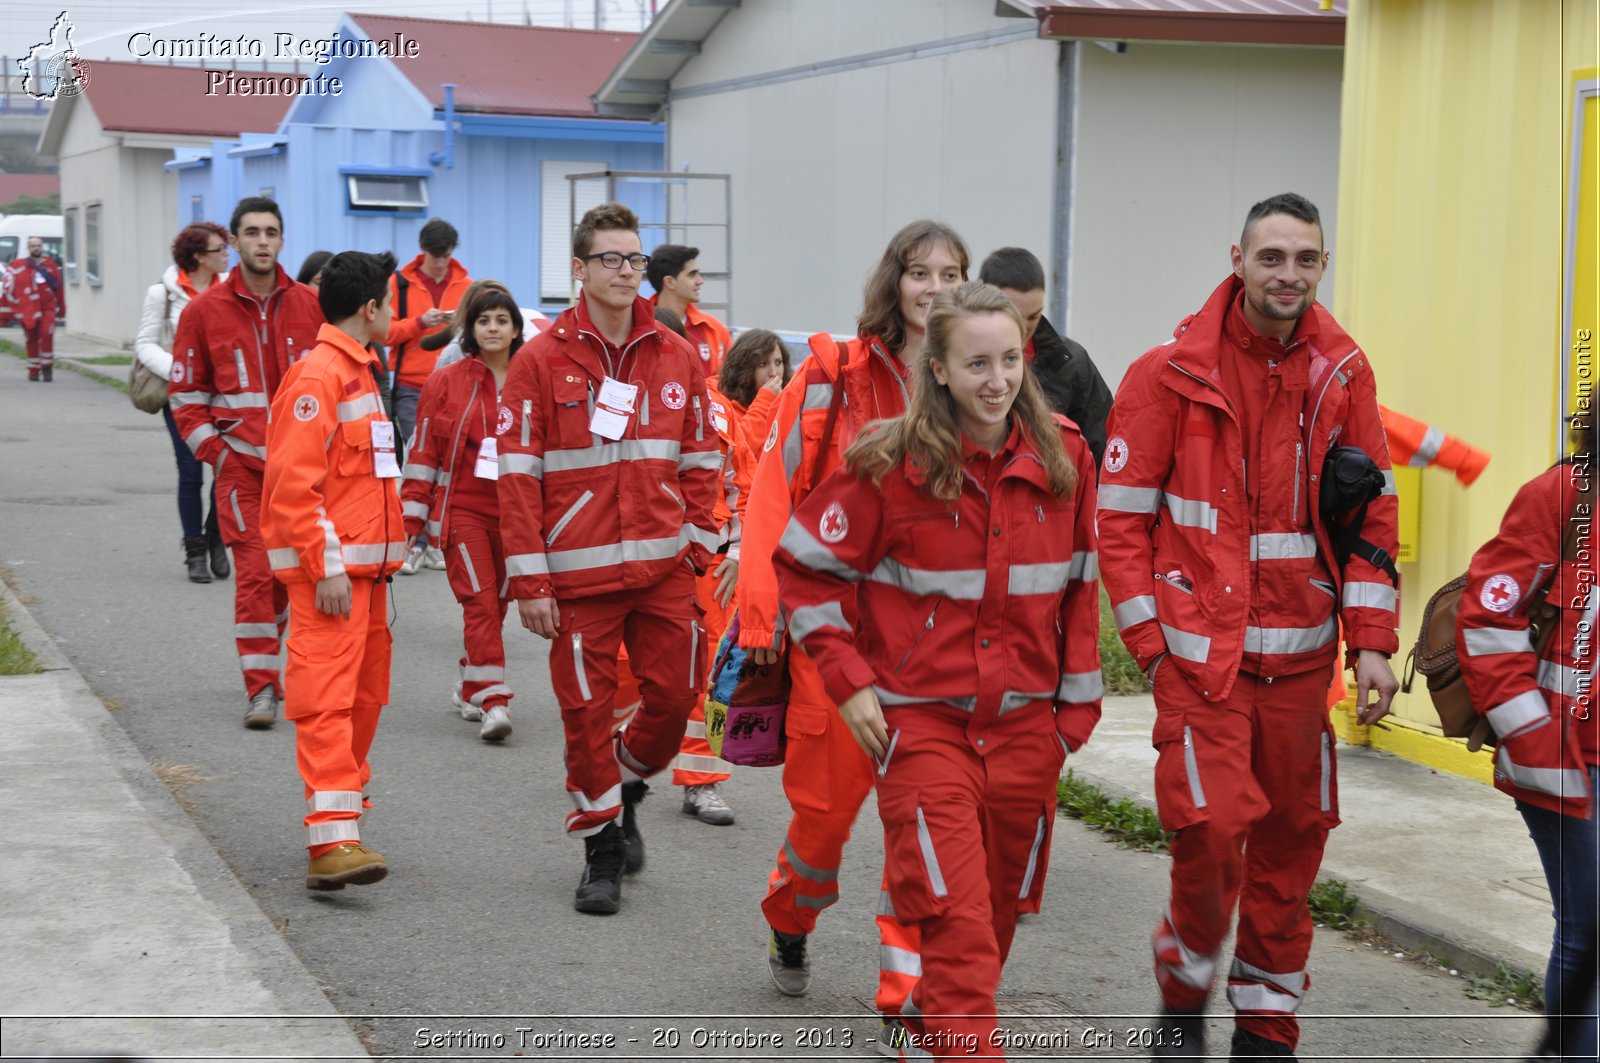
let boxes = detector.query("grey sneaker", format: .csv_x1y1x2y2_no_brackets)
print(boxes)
876,1018,909,1058
243,689,277,730
766,927,810,996
452,680,483,722
399,544,425,575
682,783,735,825
479,705,512,742
422,545,447,570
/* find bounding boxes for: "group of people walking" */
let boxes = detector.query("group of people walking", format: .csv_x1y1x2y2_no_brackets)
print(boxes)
107,188,1595,1063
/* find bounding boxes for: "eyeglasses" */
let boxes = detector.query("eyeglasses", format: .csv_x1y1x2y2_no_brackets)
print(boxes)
204,246,229,254
580,251,650,272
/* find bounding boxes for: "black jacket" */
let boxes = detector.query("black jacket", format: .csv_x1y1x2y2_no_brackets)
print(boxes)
1032,315,1112,470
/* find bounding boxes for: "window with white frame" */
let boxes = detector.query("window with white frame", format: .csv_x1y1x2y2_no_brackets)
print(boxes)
64,206,78,285
540,161,607,302
85,203,101,287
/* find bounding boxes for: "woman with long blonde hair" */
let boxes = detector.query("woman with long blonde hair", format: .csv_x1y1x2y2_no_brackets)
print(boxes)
776,281,1102,1061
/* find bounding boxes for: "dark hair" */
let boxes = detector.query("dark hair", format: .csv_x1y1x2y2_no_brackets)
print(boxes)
717,328,788,407
296,250,333,286
978,246,1045,293
1241,192,1323,250
459,286,525,356
857,220,970,356
419,218,458,257
646,244,699,293
171,222,228,272
318,250,397,322
229,195,282,235
573,201,639,260
654,306,687,339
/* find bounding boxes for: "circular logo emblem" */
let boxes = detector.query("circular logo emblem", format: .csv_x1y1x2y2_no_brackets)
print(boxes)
819,501,849,544
1104,437,1130,474
293,394,320,422
661,381,687,410
496,404,514,436
169,360,185,384
764,419,780,453
1480,574,1521,614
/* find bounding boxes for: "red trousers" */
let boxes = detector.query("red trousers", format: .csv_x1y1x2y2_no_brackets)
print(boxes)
444,523,512,711
762,650,922,1019
1150,666,1339,1049
217,457,287,700
548,565,703,837
21,307,55,374
284,579,391,856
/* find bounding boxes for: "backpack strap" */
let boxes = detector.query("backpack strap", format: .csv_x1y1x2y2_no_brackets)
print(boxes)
809,339,850,489
389,272,411,386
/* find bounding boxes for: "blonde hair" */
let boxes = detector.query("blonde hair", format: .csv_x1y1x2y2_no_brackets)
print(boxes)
856,220,969,356
845,281,1077,501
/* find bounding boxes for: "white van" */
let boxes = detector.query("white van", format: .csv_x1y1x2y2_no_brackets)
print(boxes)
0,215,65,265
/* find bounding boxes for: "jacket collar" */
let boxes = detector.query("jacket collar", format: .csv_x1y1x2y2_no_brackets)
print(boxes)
902,418,1051,494
549,293,663,381
225,262,295,303
401,254,467,288
314,322,381,367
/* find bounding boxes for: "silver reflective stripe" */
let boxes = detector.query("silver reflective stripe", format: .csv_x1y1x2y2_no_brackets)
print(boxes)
425,520,442,539
316,506,343,577
1017,814,1047,898
167,391,213,408
457,543,480,593
1380,469,1397,496
675,753,726,775
873,685,976,712
1342,581,1397,611
544,437,681,473
229,490,246,534
266,547,298,569
1494,748,1590,798
1068,550,1099,582
1057,670,1105,703
689,621,699,689
462,665,504,682
881,944,923,977
779,520,864,582
546,490,594,547
1243,618,1338,655
788,602,849,643
311,790,363,813
239,654,279,671
223,435,267,460
234,622,279,639
499,453,542,477
1183,725,1207,808
1319,732,1331,811
795,890,840,909
213,391,267,409
1154,908,1217,989
871,557,986,599
1115,595,1158,631
1250,532,1318,560
1164,493,1219,534
506,553,549,577
1226,958,1305,1013
342,541,406,566
1487,689,1549,738
402,462,440,484
468,683,513,707
1410,425,1446,466
679,523,723,552
569,781,620,813
307,821,359,846
802,383,834,411
401,500,429,520
1000,690,1056,714
914,807,947,898
232,349,249,388
572,633,591,701
1463,626,1533,656
1098,484,1162,514
677,449,723,471
546,537,683,574
1162,623,1212,663
185,422,218,451
1538,659,1590,699
337,392,382,423
782,839,839,884
1009,561,1072,595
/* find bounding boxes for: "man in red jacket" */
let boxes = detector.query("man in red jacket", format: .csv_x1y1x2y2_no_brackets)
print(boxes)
169,196,325,729
499,202,721,915
6,237,65,381
1098,194,1400,1061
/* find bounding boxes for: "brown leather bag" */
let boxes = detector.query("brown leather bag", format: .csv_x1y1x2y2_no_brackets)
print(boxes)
1403,477,1591,750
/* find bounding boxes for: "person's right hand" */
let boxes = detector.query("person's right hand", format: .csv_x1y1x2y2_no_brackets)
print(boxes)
517,597,560,639
421,307,450,328
760,374,783,396
838,686,888,759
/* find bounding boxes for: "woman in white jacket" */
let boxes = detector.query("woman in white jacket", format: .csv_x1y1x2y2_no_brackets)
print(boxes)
135,221,232,583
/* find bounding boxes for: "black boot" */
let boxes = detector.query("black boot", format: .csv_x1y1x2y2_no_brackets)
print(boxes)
205,515,230,580
1230,1026,1297,1060
574,822,625,915
621,781,648,874
1152,1010,1206,1058
41,365,52,382
183,537,212,584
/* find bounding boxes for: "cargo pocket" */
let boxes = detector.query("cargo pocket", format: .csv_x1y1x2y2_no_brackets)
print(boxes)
335,421,374,477
876,785,952,922
1016,805,1055,914
552,376,592,445
1151,711,1209,833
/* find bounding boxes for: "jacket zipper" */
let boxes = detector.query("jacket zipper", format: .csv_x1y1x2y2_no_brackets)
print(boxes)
658,481,684,511
572,632,591,701
419,417,429,453
692,395,704,441
1292,442,1304,526
521,399,531,447
896,603,940,673
436,380,477,534
547,490,594,546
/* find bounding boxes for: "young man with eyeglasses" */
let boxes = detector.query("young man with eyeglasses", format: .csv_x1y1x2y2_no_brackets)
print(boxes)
499,201,721,914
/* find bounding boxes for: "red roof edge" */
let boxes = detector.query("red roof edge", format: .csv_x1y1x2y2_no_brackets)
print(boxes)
1038,10,1344,47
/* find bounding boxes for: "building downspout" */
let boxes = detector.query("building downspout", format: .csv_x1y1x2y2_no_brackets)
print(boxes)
429,83,457,169
1050,40,1079,333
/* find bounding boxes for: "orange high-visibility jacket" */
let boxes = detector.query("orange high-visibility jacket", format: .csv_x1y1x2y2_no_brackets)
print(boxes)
1380,405,1489,485
705,384,756,559
385,255,472,389
263,324,406,583
649,294,732,377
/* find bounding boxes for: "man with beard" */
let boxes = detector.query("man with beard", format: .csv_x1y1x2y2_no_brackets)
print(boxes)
169,197,325,730
1097,193,1400,1061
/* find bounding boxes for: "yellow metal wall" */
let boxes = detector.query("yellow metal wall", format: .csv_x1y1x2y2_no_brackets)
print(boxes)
1335,0,1599,742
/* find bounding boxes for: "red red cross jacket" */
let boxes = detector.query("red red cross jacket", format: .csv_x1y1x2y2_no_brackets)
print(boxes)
3,255,64,323
401,354,511,543
497,294,722,601
1098,275,1400,702
168,266,325,471
774,418,1103,754
1457,462,1595,817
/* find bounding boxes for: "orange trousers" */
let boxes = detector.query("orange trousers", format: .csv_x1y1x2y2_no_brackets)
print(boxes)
283,578,391,857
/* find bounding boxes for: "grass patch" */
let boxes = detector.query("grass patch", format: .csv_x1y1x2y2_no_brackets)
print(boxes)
0,601,42,676
77,354,132,365
0,338,22,358
1057,769,1171,852
1307,877,1363,931
1465,962,1544,1011
62,359,128,393
1099,586,1149,695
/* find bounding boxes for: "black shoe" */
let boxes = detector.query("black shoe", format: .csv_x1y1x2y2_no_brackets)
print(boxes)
207,532,230,580
41,366,52,382
1230,1027,1296,1060
1153,1010,1206,1058
574,822,625,915
183,537,212,584
620,780,648,874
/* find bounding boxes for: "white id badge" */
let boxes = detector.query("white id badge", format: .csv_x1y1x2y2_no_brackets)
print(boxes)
589,376,638,441
474,436,499,480
370,420,401,478
597,376,638,412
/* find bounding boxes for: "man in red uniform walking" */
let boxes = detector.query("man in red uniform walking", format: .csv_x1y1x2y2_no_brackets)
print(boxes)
6,237,65,381
499,202,721,915
1098,193,1400,1061
169,197,325,729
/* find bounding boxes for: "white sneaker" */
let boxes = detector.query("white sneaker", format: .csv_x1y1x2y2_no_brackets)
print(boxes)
422,545,447,570
452,681,483,722
682,783,735,825
479,705,512,742
400,544,425,575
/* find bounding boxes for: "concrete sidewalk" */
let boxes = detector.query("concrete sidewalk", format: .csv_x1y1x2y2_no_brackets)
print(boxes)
1070,695,1551,980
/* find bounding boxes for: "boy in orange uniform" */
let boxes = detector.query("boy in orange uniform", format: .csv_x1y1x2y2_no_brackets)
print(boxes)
264,251,407,891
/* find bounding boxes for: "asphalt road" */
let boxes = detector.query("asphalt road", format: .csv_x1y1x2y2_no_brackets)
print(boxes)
0,345,1542,1061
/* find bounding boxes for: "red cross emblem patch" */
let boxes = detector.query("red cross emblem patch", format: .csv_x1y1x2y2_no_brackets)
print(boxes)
1104,436,1129,474
819,501,849,544
170,361,185,384
496,404,514,436
1480,574,1520,613
292,394,320,422
661,381,687,410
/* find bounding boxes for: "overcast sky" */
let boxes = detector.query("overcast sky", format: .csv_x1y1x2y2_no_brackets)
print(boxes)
2,0,656,66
